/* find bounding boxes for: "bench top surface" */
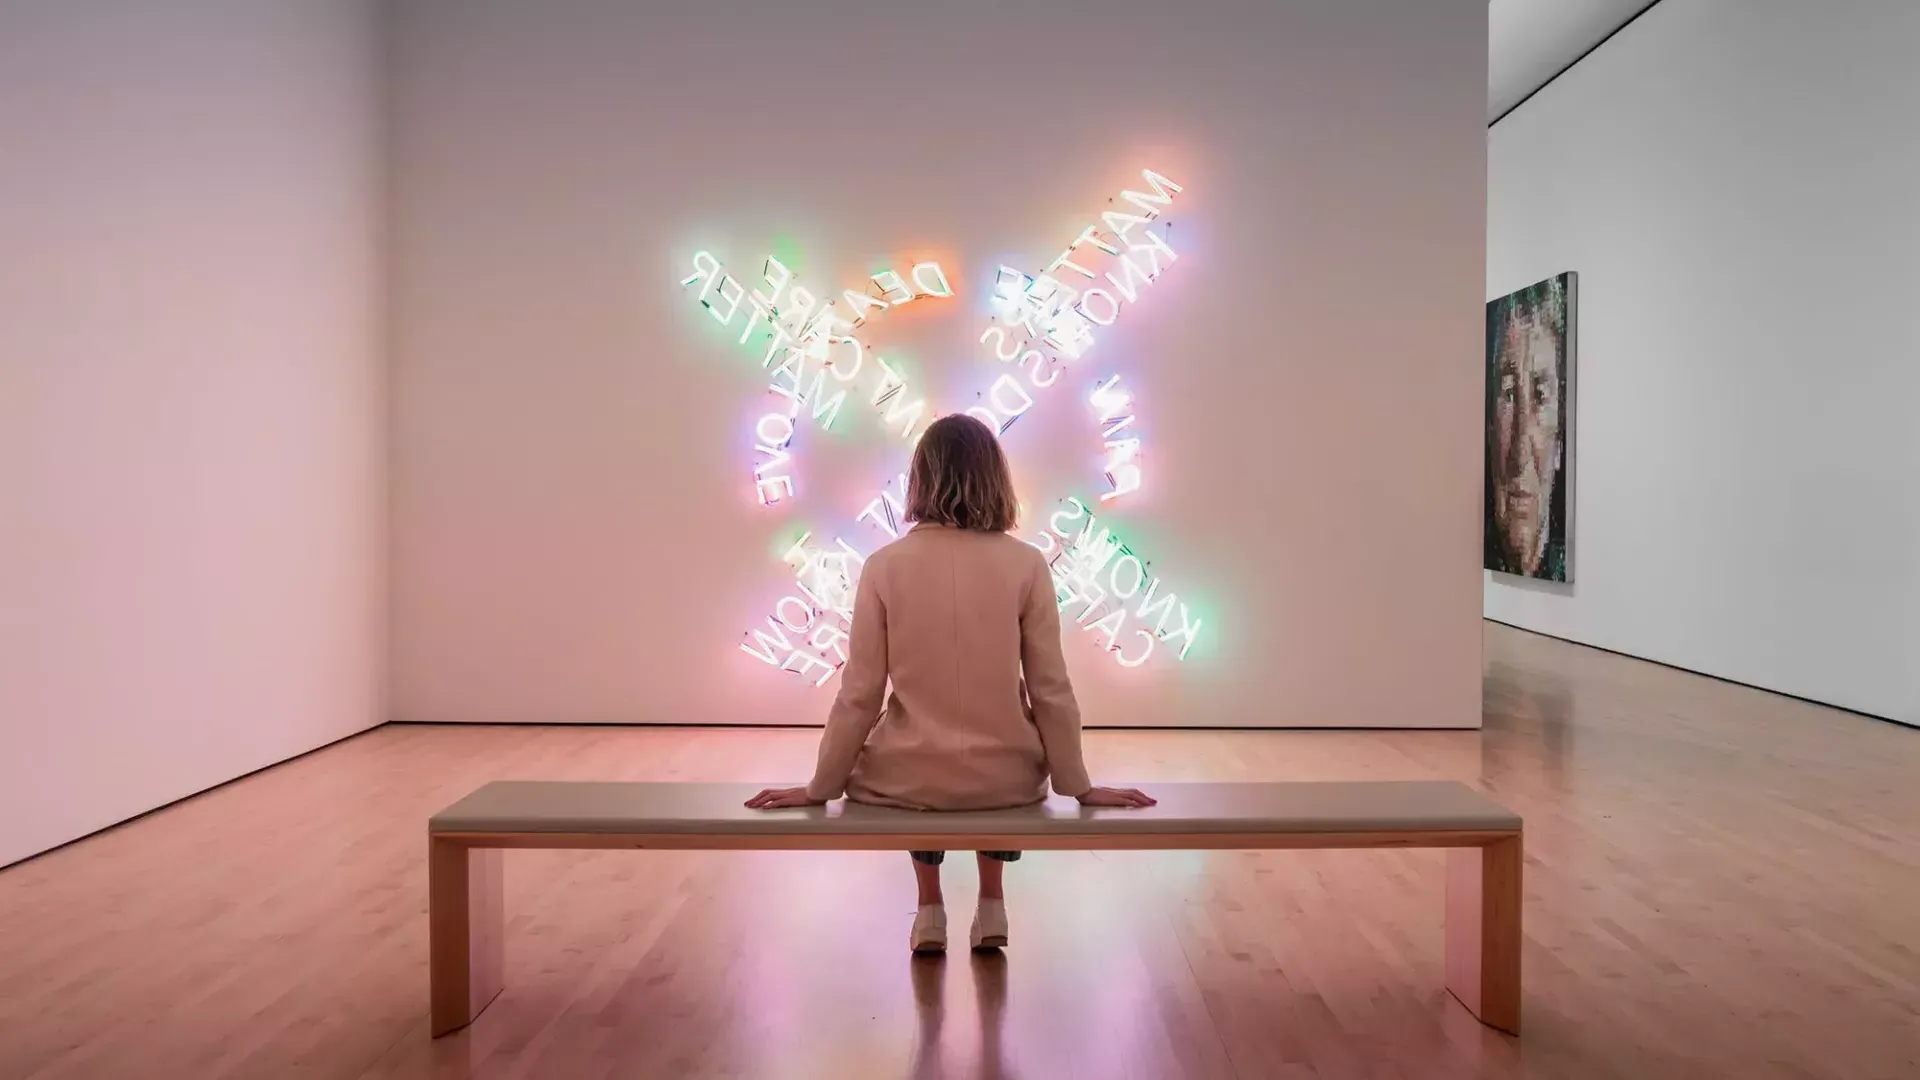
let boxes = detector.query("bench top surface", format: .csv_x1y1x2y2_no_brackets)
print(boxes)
430,781,1520,837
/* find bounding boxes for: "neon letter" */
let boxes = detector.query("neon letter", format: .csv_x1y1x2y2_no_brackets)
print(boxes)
1107,553,1146,600
740,618,793,665
911,262,953,297
1161,607,1202,661
1124,227,1179,277
1116,630,1155,667
709,274,746,326
754,256,792,312
774,595,816,634
755,474,794,505
1105,253,1156,303
1119,170,1184,220
1048,497,1088,539
871,269,915,306
1135,578,1178,632
1077,288,1121,326
682,250,721,294
755,412,796,449
1086,608,1127,651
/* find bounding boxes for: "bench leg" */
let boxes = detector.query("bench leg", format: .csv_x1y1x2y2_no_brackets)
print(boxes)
1444,835,1522,1034
429,838,503,1037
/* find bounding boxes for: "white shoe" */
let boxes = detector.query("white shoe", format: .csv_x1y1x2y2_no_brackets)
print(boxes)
911,904,947,954
971,899,1008,950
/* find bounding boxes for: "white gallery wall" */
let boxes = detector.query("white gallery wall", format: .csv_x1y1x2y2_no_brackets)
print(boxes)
1486,0,1920,726
390,0,1490,729
0,0,389,867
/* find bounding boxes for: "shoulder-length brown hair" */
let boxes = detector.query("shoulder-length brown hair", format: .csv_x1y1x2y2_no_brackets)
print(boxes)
906,414,1019,532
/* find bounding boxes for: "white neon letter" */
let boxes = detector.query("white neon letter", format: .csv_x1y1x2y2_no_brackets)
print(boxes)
1091,375,1132,425
842,288,889,327
980,326,1023,363
1120,169,1183,218
1115,630,1155,667
882,394,927,439
1077,288,1121,326
1101,209,1155,245
682,250,721,292
871,269,915,305
755,412,796,449
1161,606,1202,661
910,262,953,297
1086,608,1127,651
1134,578,1178,632
1124,226,1180,276
988,373,1034,420
778,284,819,337
775,596,816,634
1105,253,1155,303
755,474,794,505
1048,497,1088,539
810,623,850,664
1023,350,1058,388
857,496,900,538
1102,463,1142,502
754,256,792,312
1107,553,1146,600
827,334,864,382
739,618,794,665
753,445,791,480
736,295,776,345
781,649,838,687
707,274,745,326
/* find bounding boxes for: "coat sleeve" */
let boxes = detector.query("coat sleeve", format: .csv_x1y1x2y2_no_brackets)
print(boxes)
805,564,888,800
1021,550,1092,797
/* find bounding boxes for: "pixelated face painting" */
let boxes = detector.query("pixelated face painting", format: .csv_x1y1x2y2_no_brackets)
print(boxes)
1485,272,1574,582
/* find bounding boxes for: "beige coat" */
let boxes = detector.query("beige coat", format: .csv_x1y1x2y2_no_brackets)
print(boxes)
805,524,1092,810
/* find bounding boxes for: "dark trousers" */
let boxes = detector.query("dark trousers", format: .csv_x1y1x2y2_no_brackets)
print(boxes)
909,851,1021,866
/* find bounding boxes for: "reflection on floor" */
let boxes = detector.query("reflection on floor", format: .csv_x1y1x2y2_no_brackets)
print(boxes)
1,624,1916,1079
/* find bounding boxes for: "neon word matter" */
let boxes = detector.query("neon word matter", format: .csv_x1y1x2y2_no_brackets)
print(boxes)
681,252,948,504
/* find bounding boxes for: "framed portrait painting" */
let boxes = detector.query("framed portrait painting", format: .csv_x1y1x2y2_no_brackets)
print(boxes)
1485,272,1575,582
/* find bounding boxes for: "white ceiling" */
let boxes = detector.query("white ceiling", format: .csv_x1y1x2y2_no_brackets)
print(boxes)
1488,0,1660,122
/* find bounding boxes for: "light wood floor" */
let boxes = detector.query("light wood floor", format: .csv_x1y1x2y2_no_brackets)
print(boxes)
1,625,1916,1079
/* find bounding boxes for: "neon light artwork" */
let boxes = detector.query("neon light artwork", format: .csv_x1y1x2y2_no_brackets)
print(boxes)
681,168,1201,685
682,251,947,503
1089,374,1142,501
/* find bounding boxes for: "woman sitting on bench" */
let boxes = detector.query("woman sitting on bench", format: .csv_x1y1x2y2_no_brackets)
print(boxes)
747,413,1154,954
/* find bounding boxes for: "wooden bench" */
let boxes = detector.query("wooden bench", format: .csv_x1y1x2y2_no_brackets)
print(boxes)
428,780,1523,1037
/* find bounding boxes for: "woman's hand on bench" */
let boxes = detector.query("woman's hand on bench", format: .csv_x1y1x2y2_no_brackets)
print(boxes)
1077,786,1157,808
745,787,827,810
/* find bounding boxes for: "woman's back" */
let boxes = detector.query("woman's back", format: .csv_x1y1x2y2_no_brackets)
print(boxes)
807,524,1090,811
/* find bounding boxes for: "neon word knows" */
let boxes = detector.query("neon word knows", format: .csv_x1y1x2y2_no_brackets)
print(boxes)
1033,496,1201,664
969,168,1184,433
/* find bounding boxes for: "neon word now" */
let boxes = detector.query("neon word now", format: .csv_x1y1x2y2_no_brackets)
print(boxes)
1089,375,1140,501
1032,496,1201,665
739,469,907,685
969,169,1184,433
682,251,945,505
739,529,864,685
